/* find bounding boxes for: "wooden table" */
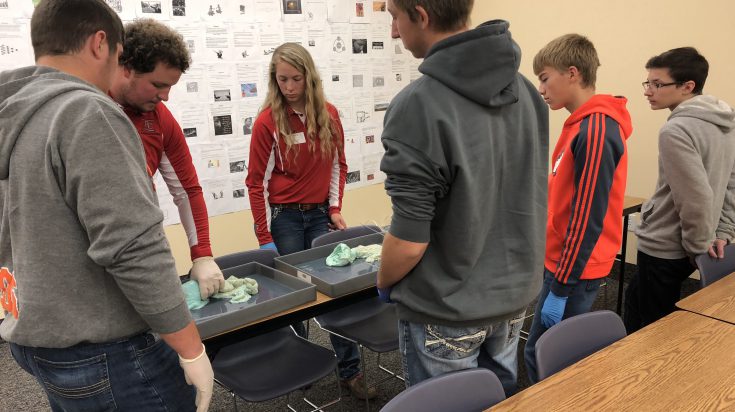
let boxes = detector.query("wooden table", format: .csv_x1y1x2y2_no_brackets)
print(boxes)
490,311,735,411
616,196,646,314
677,272,735,325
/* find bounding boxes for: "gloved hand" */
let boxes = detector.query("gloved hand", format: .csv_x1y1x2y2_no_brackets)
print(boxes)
377,287,393,303
260,242,278,253
540,291,567,328
190,257,226,300
179,344,214,412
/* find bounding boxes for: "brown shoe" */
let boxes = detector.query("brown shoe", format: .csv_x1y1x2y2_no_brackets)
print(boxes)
341,373,377,400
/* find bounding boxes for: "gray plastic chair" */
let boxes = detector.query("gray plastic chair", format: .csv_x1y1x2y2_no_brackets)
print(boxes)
210,248,342,411
695,243,735,287
379,369,506,412
312,225,402,409
535,310,626,381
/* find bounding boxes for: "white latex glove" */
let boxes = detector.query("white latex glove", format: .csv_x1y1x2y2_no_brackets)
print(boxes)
190,256,226,300
179,344,214,412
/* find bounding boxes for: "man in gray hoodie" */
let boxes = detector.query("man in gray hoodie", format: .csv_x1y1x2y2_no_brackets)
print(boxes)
378,0,548,395
624,47,735,333
0,0,212,410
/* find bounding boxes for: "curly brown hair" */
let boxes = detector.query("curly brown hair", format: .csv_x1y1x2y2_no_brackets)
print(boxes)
119,19,190,73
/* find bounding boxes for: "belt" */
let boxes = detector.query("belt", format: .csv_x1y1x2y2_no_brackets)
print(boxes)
272,202,326,211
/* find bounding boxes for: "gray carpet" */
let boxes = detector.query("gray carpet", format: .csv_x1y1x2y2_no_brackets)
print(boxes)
0,263,701,411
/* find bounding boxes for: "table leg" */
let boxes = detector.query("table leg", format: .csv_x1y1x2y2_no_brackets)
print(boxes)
617,215,630,314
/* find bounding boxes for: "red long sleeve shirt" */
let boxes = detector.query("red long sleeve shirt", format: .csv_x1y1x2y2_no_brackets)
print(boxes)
124,102,213,260
246,104,347,245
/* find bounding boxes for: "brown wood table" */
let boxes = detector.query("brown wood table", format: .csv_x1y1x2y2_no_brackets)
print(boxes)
616,195,646,314
677,271,735,325
490,311,735,411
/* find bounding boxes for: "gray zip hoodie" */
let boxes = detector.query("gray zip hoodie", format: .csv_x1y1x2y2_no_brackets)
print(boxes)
637,94,735,258
0,66,191,347
380,20,549,326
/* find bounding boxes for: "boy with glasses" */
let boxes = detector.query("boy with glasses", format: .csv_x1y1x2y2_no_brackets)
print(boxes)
624,47,735,333
523,34,633,384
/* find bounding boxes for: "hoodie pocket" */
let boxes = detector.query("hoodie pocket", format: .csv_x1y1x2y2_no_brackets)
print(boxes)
639,201,654,227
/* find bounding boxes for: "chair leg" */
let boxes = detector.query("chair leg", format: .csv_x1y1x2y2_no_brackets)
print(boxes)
231,392,238,412
359,345,370,411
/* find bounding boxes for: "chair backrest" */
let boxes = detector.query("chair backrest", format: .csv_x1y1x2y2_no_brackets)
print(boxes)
535,310,626,381
311,225,382,248
379,369,505,412
695,243,735,287
215,249,279,269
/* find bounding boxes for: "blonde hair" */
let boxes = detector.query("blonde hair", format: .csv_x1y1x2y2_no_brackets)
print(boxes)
262,42,339,159
533,34,600,88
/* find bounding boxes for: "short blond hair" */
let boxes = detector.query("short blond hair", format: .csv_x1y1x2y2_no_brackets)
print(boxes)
533,34,600,88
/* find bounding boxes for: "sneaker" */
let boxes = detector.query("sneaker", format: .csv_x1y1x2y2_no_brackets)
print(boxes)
341,373,377,400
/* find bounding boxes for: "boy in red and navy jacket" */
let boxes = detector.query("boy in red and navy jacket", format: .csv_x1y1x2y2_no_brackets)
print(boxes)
524,34,633,383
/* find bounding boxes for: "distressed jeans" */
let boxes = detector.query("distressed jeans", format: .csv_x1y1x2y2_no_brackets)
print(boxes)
399,310,526,397
10,332,195,412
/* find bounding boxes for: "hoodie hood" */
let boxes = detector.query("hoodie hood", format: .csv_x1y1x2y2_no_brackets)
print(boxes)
419,20,520,108
565,94,633,140
669,94,735,131
0,66,102,179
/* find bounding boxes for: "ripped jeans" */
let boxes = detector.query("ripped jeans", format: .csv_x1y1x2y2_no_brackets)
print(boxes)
399,310,526,397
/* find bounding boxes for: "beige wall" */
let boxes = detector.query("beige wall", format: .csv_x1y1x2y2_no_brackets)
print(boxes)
165,183,393,273
472,0,735,198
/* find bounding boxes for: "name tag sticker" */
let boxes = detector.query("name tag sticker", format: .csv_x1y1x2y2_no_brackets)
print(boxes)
291,132,306,144
297,270,312,283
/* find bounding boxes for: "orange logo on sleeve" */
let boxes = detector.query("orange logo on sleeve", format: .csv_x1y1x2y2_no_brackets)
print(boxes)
0,267,19,319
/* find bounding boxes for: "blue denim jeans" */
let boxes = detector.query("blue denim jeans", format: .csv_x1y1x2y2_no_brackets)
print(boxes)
523,269,603,383
269,205,361,380
10,332,195,412
399,310,526,397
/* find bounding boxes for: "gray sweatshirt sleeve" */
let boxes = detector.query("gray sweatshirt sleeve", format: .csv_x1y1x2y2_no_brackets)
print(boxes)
659,125,714,254
58,97,191,334
716,160,735,241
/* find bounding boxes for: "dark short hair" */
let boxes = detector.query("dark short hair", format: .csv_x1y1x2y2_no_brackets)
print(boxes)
119,19,190,74
31,0,123,60
392,0,473,32
645,47,709,94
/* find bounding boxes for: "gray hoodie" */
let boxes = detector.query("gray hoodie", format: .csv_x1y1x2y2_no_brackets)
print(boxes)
637,94,735,258
0,66,191,347
380,20,549,326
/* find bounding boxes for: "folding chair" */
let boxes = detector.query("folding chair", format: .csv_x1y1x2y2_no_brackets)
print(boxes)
535,310,626,380
312,225,403,410
211,249,342,411
379,369,506,412
695,243,735,287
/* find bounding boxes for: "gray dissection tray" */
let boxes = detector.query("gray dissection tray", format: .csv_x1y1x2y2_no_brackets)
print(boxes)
191,262,316,339
275,232,383,297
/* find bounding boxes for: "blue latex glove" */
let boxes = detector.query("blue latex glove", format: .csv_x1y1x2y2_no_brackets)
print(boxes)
540,291,567,328
377,287,393,303
260,242,278,253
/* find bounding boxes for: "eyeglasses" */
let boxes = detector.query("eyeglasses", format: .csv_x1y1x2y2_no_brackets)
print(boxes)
642,81,681,91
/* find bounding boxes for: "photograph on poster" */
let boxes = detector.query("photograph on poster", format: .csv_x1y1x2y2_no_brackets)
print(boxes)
141,0,161,13
283,0,302,14
183,127,198,137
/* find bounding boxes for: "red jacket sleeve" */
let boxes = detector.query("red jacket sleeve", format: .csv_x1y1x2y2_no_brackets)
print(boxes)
245,112,276,245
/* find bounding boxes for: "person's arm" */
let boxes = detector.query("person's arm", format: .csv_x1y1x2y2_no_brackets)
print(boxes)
328,106,348,229
378,128,448,292
659,123,715,255
377,232,427,288
246,114,277,246
156,104,213,260
550,114,626,297
161,321,213,412
711,158,735,258
157,104,224,299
